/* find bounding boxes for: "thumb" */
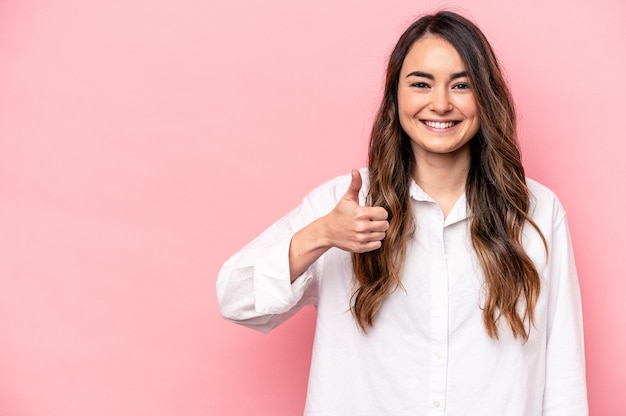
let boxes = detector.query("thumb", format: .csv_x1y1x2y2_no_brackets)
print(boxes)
344,169,363,204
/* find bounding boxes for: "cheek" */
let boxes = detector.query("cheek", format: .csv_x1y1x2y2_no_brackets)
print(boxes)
396,90,409,114
397,96,421,132
467,113,481,139
397,91,423,118
460,96,478,119
469,120,481,138
396,93,411,126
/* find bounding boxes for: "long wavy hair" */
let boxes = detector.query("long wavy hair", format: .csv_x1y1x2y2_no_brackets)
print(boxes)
351,11,546,340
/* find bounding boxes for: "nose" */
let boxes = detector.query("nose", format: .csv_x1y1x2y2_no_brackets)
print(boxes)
429,88,453,114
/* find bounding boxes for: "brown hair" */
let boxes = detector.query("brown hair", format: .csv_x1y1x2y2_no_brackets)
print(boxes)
351,10,546,340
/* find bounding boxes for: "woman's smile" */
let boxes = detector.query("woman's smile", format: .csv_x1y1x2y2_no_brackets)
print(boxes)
397,35,480,160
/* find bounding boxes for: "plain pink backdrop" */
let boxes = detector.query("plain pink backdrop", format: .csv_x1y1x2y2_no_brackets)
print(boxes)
1,0,624,414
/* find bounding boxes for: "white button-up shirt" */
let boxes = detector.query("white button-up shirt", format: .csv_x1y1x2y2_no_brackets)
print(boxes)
217,169,588,415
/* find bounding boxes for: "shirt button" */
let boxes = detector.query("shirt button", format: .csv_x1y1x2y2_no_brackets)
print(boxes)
433,400,441,408
435,351,443,359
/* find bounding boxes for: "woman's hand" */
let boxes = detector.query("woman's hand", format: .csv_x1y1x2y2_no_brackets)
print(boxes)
288,170,389,281
323,170,389,253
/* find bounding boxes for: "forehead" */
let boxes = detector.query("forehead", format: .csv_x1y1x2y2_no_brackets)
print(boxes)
401,35,466,74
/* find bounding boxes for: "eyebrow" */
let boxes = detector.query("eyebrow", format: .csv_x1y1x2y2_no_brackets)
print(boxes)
406,71,468,80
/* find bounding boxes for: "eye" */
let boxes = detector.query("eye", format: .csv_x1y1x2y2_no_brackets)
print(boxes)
453,82,471,90
411,82,430,89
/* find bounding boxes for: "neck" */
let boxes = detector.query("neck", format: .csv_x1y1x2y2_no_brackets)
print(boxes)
413,146,470,217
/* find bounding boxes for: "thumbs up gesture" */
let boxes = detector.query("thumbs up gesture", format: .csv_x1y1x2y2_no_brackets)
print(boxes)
288,170,389,281
325,170,389,253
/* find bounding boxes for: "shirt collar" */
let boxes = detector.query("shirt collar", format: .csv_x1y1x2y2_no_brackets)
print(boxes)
409,180,469,226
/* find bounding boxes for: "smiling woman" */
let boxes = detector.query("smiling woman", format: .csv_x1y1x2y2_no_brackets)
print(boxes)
398,36,480,159
217,10,588,415
397,35,480,215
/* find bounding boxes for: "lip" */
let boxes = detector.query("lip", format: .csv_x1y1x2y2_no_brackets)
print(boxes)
421,120,461,130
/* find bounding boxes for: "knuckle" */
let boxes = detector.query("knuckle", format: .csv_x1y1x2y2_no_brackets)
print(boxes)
374,207,388,219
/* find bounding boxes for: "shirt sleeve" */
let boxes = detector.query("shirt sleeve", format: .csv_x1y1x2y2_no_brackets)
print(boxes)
216,177,343,333
542,213,588,415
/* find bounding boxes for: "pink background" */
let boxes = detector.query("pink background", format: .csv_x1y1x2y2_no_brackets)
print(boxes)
1,0,624,414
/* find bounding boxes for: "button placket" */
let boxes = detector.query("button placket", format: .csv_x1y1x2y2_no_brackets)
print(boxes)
427,205,448,414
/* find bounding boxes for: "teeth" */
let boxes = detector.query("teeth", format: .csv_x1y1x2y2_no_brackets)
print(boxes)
424,121,456,129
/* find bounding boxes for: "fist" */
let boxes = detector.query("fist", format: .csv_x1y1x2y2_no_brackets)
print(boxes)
326,170,389,253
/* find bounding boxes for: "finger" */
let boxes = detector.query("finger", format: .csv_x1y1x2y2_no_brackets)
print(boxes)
353,219,388,234
367,220,389,232
367,231,387,242
353,240,383,253
367,206,388,221
343,169,362,204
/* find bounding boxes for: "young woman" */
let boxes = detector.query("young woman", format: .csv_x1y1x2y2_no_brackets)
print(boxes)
217,11,587,415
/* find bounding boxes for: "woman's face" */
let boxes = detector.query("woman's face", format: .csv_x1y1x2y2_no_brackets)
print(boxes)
397,35,480,163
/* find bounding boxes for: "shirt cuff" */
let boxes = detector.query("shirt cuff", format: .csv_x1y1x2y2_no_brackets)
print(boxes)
253,235,314,314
